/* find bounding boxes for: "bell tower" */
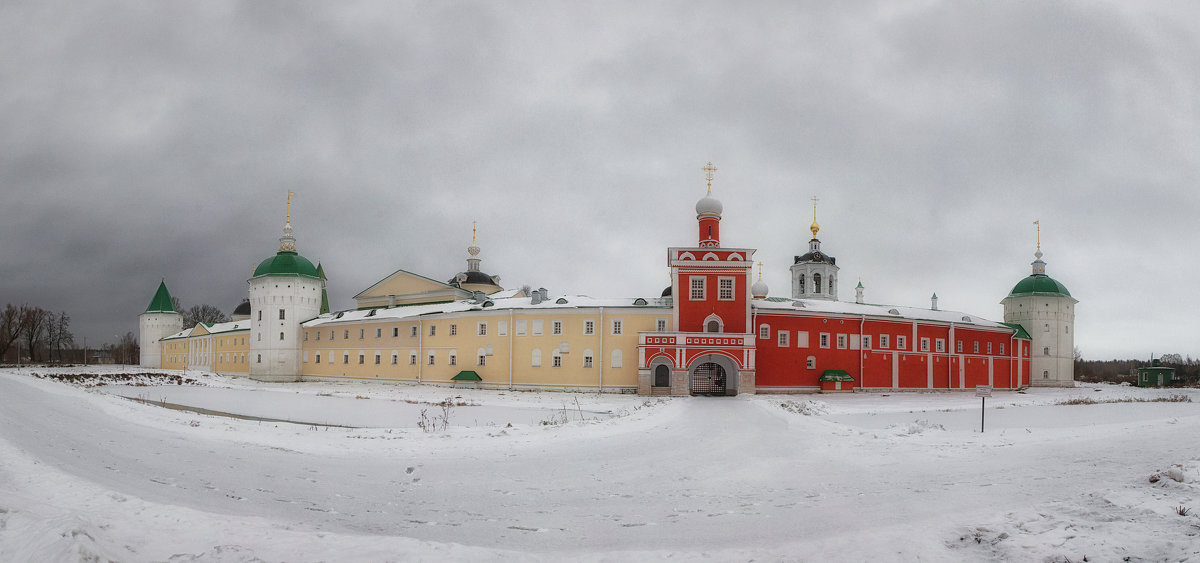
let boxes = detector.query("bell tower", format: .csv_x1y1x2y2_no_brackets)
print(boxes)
790,197,839,300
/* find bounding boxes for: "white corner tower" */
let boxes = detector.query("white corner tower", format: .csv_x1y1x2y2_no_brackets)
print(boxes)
791,197,839,300
1002,223,1077,387
248,194,324,382
138,279,183,368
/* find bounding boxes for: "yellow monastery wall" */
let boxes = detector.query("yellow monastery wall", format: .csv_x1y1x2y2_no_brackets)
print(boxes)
157,329,249,374
211,331,250,374
298,307,670,390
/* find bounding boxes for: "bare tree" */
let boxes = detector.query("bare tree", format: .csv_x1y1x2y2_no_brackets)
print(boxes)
182,304,229,328
50,311,73,362
19,305,50,362
0,304,20,360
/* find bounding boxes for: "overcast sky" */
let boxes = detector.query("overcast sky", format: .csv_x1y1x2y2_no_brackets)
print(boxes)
2,1,1197,360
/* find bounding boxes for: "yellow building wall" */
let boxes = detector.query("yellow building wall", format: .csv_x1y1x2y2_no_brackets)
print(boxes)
297,307,670,391
157,329,249,373
211,331,250,374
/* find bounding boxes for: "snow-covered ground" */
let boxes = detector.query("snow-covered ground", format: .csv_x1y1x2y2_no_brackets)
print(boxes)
1,366,1198,561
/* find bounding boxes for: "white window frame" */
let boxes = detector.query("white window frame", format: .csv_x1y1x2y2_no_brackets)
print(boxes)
920,337,930,352
584,320,595,335
836,334,847,349
936,338,945,353
796,331,809,348
531,348,541,367
449,324,457,336
515,320,527,336
717,277,734,301
656,318,667,332
806,356,816,370
759,324,770,339
611,319,622,335
819,333,830,349
777,330,789,347
532,319,543,336
477,322,487,336
689,276,706,300
552,320,563,335
897,335,906,350
410,326,417,337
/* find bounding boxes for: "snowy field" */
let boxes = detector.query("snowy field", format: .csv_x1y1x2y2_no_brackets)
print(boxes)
1,366,1198,562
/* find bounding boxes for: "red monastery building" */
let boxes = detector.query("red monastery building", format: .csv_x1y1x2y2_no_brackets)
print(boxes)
637,164,1043,395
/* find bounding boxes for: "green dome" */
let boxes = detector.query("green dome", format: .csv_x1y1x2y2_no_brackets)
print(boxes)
1008,274,1072,298
252,251,320,279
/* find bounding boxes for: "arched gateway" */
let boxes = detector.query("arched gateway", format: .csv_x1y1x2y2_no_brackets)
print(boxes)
688,354,739,396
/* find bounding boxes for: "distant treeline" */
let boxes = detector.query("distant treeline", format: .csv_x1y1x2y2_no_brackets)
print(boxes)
1075,353,1200,385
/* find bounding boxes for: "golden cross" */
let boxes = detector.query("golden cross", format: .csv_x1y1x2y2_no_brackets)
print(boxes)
472,220,477,243
287,191,296,223
811,196,819,222
702,162,717,194
1034,220,1040,249
757,261,763,280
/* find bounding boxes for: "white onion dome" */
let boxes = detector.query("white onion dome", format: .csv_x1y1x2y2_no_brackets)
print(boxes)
751,278,769,298
695,194,723,216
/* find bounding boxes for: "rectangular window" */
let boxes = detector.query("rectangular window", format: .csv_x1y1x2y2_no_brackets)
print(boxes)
279,309,285,320
374,354,380,365
897,336,906,350
359,328,364,340
411,326,418,337
806,356,816,369
987,342,993,354
612,320,622,335
935,339,944,353
343,353,350,364
553,355,562,368
837,334,847,349
956,341,963,353
304,331,309,342
358,353,364,364
478,322,487,336
449,353,457,366
552,321,562,335
392,327,399,337
820,333,830,348
450,324,457,336
391,353,398,365
999,343,1004,354
777,331,789,347
690,277,706,300
258,311,262,321
584,320,594,335
428,353,435,366
656,319,667,332
315,353,321,364
515,320,526,336
498,321,507,336
862,335,871,349
583,355,593,368
532,320,543,336
759,325,769,339
429,325,436,337
973,341,979,354
478,355,486,366
718,277,734,300
344,330,349,340
797,331,809,348
376,328,382,338
920,337,930,352
409,353,417,365
316,331,320,341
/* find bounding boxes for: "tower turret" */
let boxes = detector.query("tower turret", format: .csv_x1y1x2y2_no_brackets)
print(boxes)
138,279,182,367
449,222,503,295
248,192,324,382
1002,221,1077,387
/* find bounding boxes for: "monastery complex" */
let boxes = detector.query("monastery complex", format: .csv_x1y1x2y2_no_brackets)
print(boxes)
139,166,1078,395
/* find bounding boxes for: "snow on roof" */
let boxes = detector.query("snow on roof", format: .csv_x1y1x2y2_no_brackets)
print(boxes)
303,295,670,327
752,297,1008,329
161,320,250,340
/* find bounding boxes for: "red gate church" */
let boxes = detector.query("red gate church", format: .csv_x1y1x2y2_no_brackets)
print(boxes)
637,164,1034,395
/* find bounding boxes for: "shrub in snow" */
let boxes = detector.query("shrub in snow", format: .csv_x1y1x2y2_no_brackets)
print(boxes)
778,400,828,416
888,419,945,436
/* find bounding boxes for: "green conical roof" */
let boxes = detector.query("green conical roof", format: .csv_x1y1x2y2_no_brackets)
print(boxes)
1007,274,1072,298
145,279,177,314
316,261,327,280
320,287,330,315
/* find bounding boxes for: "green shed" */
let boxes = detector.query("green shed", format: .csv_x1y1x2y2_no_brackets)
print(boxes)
1135,359,1177,387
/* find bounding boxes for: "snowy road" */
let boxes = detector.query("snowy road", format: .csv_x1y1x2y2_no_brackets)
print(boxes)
2,370,1199,560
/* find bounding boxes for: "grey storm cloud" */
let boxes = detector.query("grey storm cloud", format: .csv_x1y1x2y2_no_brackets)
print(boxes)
1,1,1197,359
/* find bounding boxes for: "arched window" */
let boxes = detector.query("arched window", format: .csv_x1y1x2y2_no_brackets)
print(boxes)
829,276,836,292
813,273,822,293
1043,370,1049,379
583,349,594,368
707,320,720,333
798,274,805,294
